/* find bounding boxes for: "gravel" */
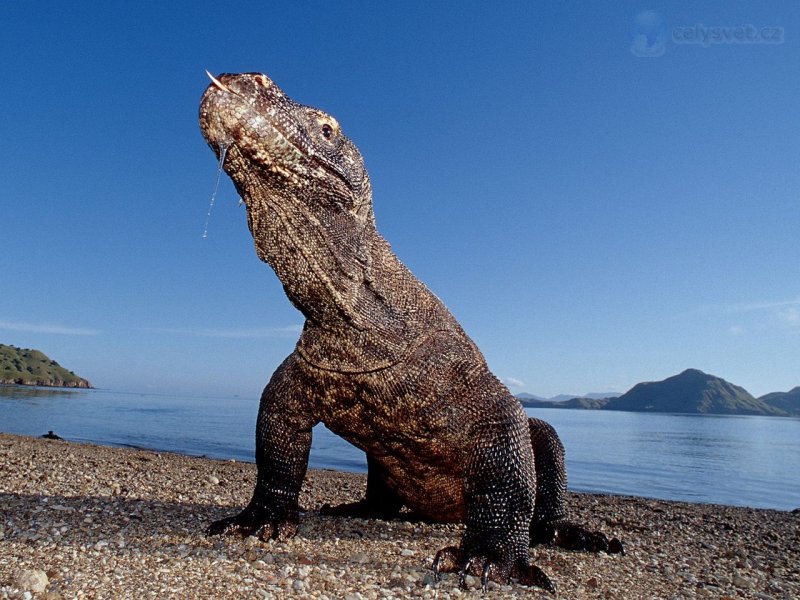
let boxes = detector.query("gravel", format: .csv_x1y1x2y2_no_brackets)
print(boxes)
1,432,797,599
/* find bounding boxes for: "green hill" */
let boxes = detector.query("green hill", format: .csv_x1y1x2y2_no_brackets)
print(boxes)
605,369,784,416
759,387,800,416
0,343,92,388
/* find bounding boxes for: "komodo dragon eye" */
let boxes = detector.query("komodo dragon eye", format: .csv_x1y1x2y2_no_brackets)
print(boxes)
321,123,334,140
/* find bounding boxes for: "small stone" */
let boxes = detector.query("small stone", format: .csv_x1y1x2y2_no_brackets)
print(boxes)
349,552,370,564
278,566,294,579
292,579,305,591
733,573,755,589
297,565,312,579
297,554,314,565
400,548,415,556
15,569,49,593
586,576,599,589
207,475,220,485
422,572,438,587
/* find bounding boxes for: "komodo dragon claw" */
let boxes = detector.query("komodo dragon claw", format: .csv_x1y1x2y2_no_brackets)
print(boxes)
432,546,556,593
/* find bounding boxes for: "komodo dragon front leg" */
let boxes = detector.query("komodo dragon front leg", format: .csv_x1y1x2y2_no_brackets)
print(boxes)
207,355,316,540
432,402,555,592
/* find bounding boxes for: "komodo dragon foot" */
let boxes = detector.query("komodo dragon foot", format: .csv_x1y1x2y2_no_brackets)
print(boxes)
207,504,299,542
532,519,625,554
432,546,555,593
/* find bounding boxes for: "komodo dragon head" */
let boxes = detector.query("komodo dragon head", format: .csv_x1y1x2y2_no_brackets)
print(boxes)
199,72,376,321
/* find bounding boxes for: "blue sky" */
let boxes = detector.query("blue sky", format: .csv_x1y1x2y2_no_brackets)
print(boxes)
1,2,798,398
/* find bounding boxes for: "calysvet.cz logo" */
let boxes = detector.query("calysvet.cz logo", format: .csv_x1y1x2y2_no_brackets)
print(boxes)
630,11,785,58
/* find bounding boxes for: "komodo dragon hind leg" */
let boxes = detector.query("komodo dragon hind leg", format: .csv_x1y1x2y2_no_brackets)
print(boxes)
320,454,404,519
527,417,624,554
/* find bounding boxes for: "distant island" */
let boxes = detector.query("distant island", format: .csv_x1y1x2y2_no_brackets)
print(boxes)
0,343,92,388
518,369,799,417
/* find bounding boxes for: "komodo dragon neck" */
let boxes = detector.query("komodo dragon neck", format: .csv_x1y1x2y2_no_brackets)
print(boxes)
199,73,454,372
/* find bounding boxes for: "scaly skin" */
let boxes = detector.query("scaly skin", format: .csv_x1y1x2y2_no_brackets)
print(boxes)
199,72,621,592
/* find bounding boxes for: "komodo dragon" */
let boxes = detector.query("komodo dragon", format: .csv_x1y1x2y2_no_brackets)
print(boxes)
198,71,622,592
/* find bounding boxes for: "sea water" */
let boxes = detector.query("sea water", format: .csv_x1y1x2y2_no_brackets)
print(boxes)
1,386,798,510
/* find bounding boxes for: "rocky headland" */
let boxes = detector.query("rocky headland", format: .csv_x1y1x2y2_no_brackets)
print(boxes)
0,344,92,389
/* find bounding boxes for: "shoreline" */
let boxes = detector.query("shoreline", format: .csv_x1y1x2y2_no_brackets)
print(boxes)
1,433,797,599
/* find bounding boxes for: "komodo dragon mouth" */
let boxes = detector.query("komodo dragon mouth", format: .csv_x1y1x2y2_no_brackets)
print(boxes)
199,71,366,211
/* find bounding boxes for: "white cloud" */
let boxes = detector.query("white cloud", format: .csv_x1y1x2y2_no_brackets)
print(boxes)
144,325,302,339
778,307,800,329
725,297,800,313
504,377,525,388
707,297,800,333
0,320,101,336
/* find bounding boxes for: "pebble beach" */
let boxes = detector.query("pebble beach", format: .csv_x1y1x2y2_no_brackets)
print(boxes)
1,432,797,599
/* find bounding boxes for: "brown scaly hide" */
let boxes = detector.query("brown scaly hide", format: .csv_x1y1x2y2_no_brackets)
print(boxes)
198,72,621,592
